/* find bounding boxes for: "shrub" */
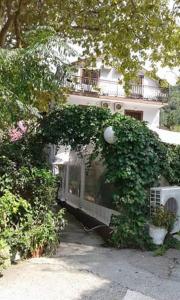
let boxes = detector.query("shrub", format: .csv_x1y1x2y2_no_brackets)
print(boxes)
0,191,32,231
28,209,66,256
0,164,59,216
0,191,66,260
11,166,59,210
0,115,66,271
0,191,33,256
164,144,180,185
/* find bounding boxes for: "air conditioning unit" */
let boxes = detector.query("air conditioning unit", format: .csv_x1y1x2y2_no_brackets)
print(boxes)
150,186,180,233
101,101,111,109
114,102,124,112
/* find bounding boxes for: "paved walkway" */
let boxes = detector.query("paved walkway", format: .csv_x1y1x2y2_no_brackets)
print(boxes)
0,214,180,300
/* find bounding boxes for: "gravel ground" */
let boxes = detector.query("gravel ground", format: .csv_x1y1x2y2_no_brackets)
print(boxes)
0,214,180,300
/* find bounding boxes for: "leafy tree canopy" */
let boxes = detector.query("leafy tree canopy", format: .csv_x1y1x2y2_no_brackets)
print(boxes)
0,39,74,129
0,0,179,78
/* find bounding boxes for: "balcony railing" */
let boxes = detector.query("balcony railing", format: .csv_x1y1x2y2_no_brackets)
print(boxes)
64,76,169,102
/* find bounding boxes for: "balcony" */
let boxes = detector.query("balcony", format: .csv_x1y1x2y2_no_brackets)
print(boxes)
64,76,169,102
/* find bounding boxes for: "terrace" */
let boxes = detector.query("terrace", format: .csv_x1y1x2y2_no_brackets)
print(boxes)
64,76,169,102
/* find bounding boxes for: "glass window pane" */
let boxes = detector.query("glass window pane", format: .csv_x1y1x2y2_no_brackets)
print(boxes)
85,161,116,209
68,164,81,197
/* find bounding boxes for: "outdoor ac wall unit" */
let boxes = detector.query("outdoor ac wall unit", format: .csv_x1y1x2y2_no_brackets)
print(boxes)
114,102,124,113
101,101,111,109
150,186,180,233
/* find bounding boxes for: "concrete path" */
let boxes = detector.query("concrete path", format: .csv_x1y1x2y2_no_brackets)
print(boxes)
0,214,180,300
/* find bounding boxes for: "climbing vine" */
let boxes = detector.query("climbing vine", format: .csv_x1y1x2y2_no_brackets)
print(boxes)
40,105,111,152
164,144,180,186
40,105,167,248
101,114,167,248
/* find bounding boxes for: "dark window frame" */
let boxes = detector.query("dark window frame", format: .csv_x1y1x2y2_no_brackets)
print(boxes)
124,110,143,121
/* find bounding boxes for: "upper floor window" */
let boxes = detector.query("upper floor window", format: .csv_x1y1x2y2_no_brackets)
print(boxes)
81,69,100,85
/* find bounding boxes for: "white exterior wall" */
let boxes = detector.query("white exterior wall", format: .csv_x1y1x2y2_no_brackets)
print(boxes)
123,102,160,128
98,67,123,96
143,76,161,99
69,63,163,128
99,67,121,81
98,73,161,100
143,76,159,87
68,94,161,128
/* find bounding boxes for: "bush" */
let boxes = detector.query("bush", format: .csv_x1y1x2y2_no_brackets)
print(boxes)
0,190,66,261
164,144,180,185
0,114,67,272
0,123,46,169
0,191,33,256
0,163,59,215
10,166,59,212
0,191,32,232
27,209,66,256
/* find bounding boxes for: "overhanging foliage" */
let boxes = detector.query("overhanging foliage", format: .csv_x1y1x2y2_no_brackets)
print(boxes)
0,40,75,129
0,1,179,76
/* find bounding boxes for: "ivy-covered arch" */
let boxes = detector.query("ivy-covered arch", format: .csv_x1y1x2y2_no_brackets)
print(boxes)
40,105,167,248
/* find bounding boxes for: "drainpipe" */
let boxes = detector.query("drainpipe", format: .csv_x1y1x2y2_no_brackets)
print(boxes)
80,159,85,209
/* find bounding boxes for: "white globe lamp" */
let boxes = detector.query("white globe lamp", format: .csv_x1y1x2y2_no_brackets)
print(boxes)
104,126,116,144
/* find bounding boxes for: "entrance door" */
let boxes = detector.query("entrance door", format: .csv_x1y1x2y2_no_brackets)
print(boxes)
125,110,143,121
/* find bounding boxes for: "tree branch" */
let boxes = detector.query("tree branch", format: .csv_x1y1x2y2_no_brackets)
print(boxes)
14,15,21,47
14,0,24,48
0,14,14,47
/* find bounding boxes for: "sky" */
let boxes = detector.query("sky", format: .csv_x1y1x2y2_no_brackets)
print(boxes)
156,67,179,85
147,0,179,85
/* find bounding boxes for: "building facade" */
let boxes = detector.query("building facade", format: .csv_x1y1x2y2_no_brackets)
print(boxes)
55,60,173,227
65,58,169,128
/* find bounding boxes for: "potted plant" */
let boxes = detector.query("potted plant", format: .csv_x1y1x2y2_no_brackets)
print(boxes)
149,206,176,245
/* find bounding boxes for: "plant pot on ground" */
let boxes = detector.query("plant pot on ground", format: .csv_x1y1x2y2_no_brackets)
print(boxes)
149,206,176,245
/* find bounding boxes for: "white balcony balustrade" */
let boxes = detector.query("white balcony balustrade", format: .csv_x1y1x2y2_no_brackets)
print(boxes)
64,76,169,102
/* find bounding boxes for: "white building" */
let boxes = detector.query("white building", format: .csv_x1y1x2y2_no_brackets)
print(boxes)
65,58,169,128
55,60,180,227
